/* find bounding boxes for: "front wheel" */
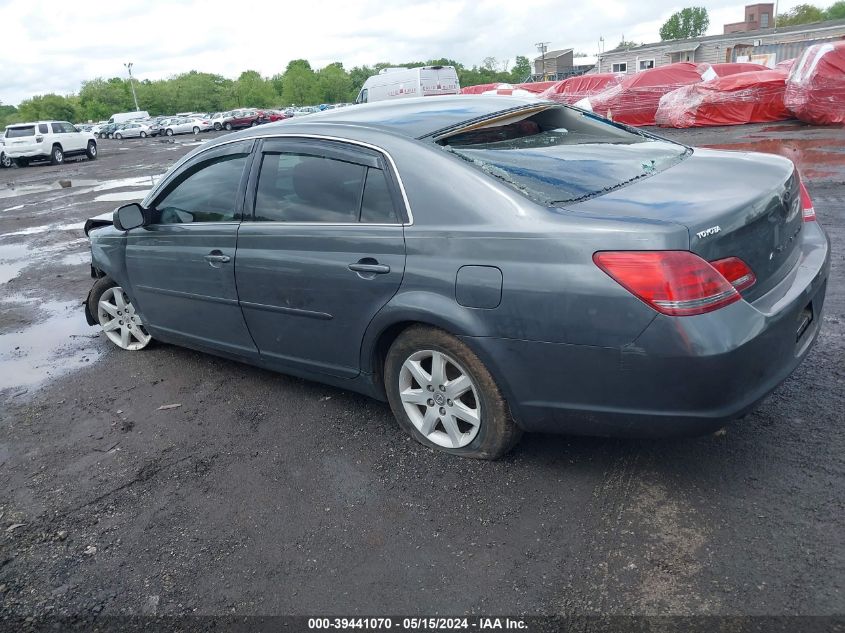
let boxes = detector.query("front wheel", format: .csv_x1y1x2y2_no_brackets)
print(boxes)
0,153,11,168
114,133,123,140
140,131,147,138
88,278,152,351
166,128,173,136
384,325,521,459
192,126,200,135
224,122,232,131
86,141,97,160
214,123,222,131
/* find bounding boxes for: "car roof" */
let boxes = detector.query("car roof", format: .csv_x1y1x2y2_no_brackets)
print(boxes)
248,95,542,140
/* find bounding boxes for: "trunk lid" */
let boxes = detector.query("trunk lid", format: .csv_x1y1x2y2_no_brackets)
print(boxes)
567,147,801,301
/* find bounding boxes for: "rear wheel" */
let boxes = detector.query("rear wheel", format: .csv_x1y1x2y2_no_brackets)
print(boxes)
214,122,222,131
50,145,64,165
166,128,174,136
140,131,147,138
114,132,123,140
250,120,257,127
88,278,152,351
224,122,232,131
86,141,97,160
192,126,200,135
384,325,521,459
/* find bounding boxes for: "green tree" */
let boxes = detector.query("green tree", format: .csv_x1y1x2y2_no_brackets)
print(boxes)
317,63,353,104
776,3,826,25
659,7,710,40
279,59,319,106
236,70,276,107
510,56,532,82
827,0,845,19
17,94,78,122
614,39,640,49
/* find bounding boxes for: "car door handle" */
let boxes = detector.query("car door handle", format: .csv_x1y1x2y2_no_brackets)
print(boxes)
348,262,390,274
204,252,231,265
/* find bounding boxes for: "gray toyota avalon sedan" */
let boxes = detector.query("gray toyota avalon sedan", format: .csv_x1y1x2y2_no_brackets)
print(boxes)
83,96,830,459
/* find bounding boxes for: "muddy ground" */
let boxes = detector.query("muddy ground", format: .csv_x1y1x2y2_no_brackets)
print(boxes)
0,123,843,622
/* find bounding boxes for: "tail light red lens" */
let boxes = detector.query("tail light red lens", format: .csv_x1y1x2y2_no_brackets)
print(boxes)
799,180,816,222
709,256,756,292
593,251,741,317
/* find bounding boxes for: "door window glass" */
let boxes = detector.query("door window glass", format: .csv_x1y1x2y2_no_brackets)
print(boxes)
360,168,398,223
51,123,64,133
254,153,366,222
38,124,49,134
153,154,248,224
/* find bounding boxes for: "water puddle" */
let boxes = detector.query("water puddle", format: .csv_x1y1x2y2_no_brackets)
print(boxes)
0,300,102,393
2,222,84,238
703,137,845,179
0,174,162,202
0,243,30,284
95,190,148,202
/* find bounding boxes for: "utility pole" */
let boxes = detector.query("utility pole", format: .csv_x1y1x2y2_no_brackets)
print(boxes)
535,42,550,81
124,62,140,111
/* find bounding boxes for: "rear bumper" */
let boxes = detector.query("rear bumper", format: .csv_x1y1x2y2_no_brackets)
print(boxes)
6,144,48,158
465,223,831,438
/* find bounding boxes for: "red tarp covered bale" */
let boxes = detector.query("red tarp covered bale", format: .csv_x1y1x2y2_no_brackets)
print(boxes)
516,81,558,93
705,62,770,76
776,58,796,72
538,73,623,104
461,83,500,94
655,69,790,128
588,63,707,126
785,41,845,125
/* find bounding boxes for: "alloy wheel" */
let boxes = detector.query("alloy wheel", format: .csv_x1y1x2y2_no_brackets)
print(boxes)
97,286,151,350
398,349,481,448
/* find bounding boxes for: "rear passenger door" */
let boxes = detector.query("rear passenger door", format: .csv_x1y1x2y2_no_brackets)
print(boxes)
235,137,407,378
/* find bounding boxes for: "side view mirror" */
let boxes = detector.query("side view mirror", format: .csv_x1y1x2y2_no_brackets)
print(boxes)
113,203,146,231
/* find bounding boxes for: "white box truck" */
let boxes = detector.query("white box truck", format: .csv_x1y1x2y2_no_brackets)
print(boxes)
355,66,460,104
109,111,150,124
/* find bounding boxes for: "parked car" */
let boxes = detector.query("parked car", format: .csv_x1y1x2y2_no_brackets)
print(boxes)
113,121,153,139
82,95,830,459
292,106,319,116
162,117,212,136
0,139,11,168
210,111,233,131
97,123,119,139
4,120,97,166
221,109,261,130
258,109,288,123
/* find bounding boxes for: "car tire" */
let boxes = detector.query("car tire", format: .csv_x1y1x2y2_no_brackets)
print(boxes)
224,122,232,131
166,129,173,136
108,133,114,139
50,145,64,165
214,123,221,131
86,141,97,160
384,325,521,460
250,120,257,127
192,126,200,135
0,153,11,168
115,133,123,140
88,277,153,351
140,131,147,138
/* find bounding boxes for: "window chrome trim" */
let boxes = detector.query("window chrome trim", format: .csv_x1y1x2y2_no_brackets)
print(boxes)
144,133,415,226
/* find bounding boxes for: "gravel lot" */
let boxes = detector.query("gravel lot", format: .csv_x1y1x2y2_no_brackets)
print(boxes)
0,123,843,622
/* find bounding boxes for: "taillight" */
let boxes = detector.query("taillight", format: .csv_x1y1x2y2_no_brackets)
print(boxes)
709,256,756,292
593,251,741,317
799,180,816,222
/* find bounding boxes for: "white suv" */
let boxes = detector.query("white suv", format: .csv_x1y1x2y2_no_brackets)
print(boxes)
3,121,97,166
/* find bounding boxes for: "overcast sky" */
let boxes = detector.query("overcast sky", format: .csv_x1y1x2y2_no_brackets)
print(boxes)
0,0,831,105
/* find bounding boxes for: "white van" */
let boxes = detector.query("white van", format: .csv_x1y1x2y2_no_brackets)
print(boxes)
355,66,460,104
109,111,150,125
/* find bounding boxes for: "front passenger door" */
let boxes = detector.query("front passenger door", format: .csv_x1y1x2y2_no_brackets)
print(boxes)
124,140,258,357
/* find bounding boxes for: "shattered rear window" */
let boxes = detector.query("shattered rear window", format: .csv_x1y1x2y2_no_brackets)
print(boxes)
441,106,690,205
